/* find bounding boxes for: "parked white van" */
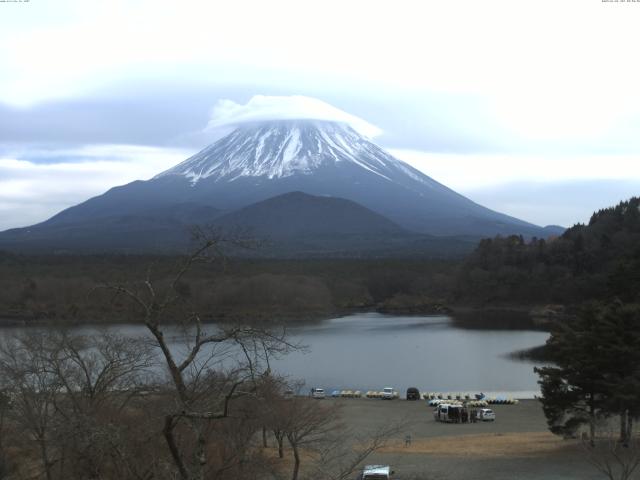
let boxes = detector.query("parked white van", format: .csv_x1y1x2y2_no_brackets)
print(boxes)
360,465,393,479
434,403,459,422
310,387,325,399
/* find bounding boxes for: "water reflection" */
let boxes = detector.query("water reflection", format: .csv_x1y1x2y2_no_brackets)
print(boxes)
271,313,548,396
0,312,548,397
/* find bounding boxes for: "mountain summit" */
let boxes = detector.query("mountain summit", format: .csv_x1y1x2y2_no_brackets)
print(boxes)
147,119,544,237
0,119,561,254
156,120,437,187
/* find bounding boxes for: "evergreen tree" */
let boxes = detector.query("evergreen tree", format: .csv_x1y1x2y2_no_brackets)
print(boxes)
536,302,640,445
535,304,610,445
596,303,640,446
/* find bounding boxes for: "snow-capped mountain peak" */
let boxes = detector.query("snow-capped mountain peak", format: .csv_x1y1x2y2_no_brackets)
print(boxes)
156,119,426,186
0,117,553,253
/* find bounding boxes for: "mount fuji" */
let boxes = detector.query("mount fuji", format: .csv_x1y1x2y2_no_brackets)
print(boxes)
0,119,562,255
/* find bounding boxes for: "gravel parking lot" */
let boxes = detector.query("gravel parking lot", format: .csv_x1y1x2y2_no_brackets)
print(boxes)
331,398,603,480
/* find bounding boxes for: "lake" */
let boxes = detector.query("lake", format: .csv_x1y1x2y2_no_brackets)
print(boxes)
2,312,548,398
272,313,548,398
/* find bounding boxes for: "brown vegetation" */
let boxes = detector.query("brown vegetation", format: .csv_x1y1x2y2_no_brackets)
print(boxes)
0,253,455,325
381,432,568,457
0,235,401,480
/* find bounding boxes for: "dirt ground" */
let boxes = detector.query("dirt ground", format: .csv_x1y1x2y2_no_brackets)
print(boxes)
331,398,605,480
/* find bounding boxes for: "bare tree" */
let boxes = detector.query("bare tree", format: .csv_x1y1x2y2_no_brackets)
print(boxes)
0,391,9,452
313,421,406,480
0,330,159,480
44,331,154,414
273,395,405,480
280,397,342,480
46,332,156,479
0,333,62,480
255,375,290,458
0,391,13,479
0,234,399,480
94,231,296,480
583,425,640,480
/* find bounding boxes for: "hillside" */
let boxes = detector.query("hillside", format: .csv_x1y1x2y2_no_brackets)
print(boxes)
454,197,640,305
214,191,406,237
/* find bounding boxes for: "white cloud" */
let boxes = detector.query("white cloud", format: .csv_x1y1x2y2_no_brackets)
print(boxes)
0,145,191,230
1,0,639,156
390,149,640,190
390,149,640,226
3,1,638,120
205,95,382,138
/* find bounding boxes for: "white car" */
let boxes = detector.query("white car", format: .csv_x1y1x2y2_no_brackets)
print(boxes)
360,464,393,479
310,387,325,399
382,387,396,400
478,408,495,421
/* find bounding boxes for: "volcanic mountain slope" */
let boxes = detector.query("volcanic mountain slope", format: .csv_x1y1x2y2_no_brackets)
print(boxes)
0,119,561,254
0,191,476,256
211,191,477,258
215,191,405,238
0,203,223,253
155,120,552,237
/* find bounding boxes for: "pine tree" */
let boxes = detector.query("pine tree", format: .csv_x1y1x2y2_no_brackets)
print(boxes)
536,304,611,445
596,303,640,446
536,302,640,445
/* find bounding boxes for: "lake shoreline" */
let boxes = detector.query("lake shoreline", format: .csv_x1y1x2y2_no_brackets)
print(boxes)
0,303,565,332
1,312,549,394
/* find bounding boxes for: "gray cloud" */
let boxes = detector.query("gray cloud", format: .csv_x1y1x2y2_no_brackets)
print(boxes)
464,180,640,228
0,145,189,230
3,75,640,160
3,79,636,156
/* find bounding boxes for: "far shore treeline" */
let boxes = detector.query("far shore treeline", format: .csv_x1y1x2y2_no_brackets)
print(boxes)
0,197,638,327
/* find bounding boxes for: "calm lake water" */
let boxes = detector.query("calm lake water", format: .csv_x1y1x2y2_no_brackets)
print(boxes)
3,312,548,398
272,313,548,397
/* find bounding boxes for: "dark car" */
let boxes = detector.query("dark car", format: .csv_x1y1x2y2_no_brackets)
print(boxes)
406,387,420,400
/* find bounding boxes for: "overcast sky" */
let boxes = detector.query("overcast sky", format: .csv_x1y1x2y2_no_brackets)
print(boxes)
1,0,639,231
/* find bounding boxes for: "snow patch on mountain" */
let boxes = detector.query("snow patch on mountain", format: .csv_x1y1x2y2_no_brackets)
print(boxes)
156,119,433,186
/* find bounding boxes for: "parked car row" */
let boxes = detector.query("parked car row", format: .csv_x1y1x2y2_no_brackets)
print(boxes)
422,392,519,405
428,398,490,408
308,386,498,424
309,386,419,400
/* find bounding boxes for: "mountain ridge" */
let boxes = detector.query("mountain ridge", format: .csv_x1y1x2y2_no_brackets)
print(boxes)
215,191,406,238
36,119,551,236
0,119,563,254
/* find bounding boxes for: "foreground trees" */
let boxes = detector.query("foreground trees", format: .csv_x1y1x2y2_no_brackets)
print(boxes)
0,234,399,479
0,331,158,479
583,430,640,480
0,330,396,480
91,233,298,479
536,302,640,446
259,390,402,480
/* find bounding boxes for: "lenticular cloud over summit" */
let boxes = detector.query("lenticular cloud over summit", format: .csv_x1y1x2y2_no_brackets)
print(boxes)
206,95,382,138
